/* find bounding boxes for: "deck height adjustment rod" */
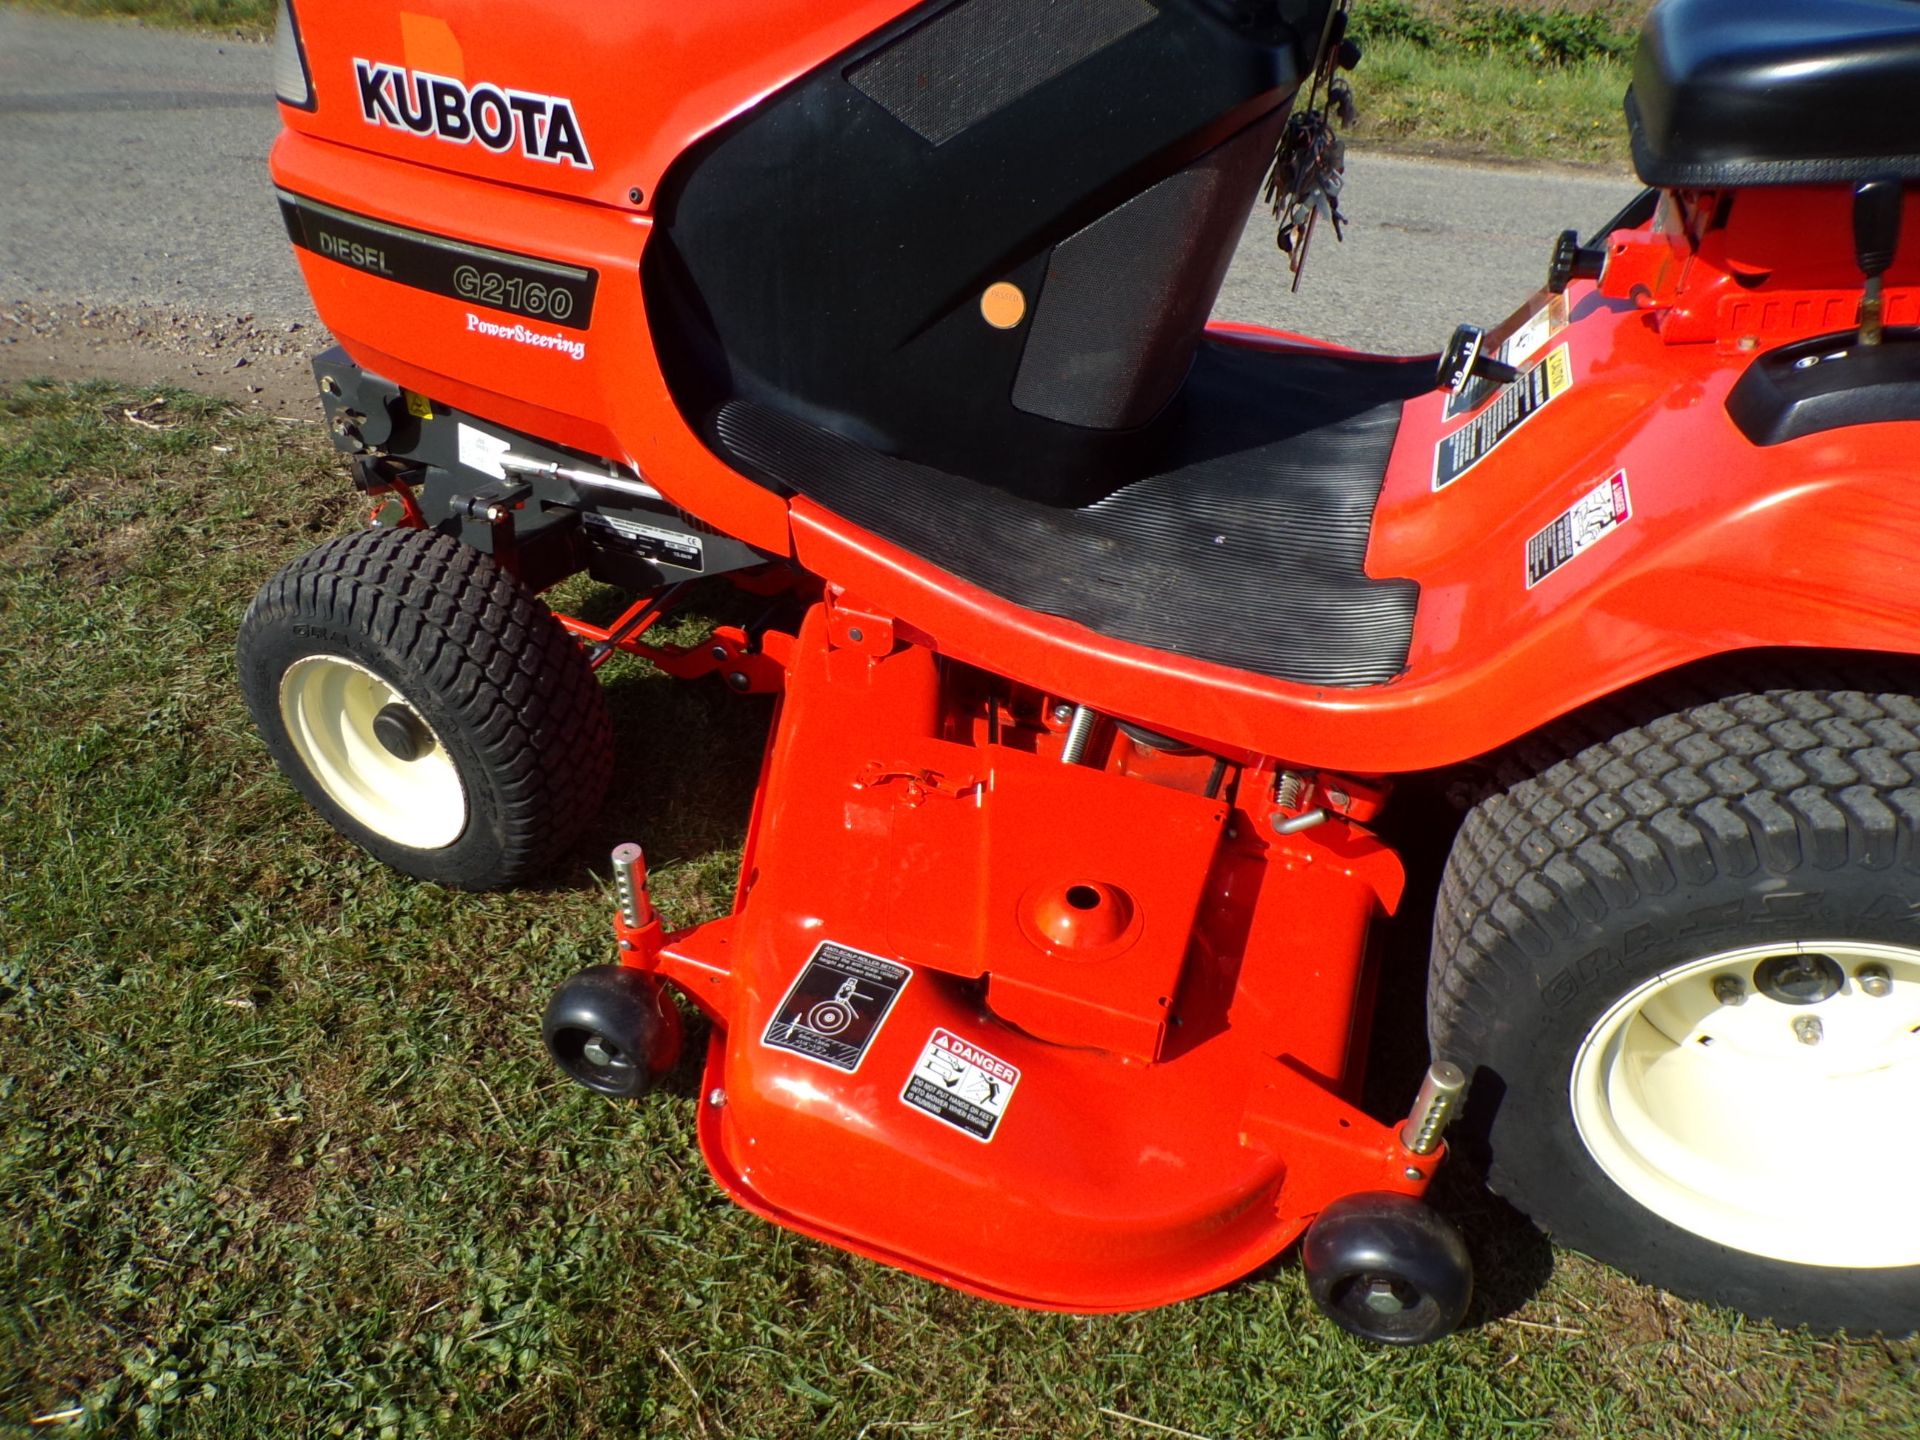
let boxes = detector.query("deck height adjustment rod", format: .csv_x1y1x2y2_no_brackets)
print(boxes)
612,842,651,930
1401,1061,1469,1156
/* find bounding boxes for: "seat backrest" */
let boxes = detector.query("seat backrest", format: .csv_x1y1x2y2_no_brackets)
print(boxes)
1630,0,1920,187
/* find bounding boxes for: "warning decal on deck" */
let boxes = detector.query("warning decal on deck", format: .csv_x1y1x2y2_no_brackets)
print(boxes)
1526,470,1631,589
900,1028,1021,1143
1433,342,1574,490
761,943,910,1073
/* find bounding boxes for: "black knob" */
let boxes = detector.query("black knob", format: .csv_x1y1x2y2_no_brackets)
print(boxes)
1854,179,1903,280
1436,324,1519,395
1547,229,1606,294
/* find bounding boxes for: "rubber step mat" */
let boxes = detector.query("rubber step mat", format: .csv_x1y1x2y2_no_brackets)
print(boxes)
713,339,1428,688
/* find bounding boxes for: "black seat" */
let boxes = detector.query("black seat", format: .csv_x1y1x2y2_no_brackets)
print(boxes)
1628,0,1920,186
711,340,1429,689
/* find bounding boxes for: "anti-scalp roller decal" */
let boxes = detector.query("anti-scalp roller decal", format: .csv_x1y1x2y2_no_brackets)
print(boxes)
277,191,598,328
353,60,593,168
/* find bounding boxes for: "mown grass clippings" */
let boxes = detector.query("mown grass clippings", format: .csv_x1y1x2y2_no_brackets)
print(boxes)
3,381,1917,1437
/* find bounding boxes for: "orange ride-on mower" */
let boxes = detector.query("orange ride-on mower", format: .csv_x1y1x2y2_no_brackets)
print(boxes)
238,0,1920,1342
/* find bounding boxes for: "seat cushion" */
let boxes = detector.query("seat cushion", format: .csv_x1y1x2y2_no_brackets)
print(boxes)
1628,0,1920,186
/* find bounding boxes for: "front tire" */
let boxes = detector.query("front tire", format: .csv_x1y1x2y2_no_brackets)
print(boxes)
1431,683,1920,1331
237,527,612,889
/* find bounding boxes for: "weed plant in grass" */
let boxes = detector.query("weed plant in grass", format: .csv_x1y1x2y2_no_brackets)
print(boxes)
3,380,1917,1436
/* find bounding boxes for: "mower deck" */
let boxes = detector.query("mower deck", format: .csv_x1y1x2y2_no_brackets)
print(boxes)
637,604,1431,1311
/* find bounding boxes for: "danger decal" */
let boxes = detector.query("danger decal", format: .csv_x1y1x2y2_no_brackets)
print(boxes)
353,60,593,168
900,1028,1021,1142
1433,342,1574,490
761,943,911,1073
1526,470,1631,588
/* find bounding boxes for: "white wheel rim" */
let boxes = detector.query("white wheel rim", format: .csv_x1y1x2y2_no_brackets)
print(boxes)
1570,940,1920,1268
278,655,467,851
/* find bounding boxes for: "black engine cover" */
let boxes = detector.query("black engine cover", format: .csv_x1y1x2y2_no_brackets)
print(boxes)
645,0,1332,505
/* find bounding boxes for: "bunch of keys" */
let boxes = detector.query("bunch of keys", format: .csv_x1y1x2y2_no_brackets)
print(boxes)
1266,2,1362,291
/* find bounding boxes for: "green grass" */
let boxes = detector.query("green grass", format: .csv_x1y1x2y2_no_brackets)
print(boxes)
3,382,1918,1437
1353,37,1630,167
1350,2,1641,166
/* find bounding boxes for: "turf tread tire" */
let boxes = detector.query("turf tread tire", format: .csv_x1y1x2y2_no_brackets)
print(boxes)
238,527,612,889
1430,681,1920,1332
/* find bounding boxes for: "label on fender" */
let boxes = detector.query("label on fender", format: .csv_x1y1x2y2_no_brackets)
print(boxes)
761,943,911,1073
1433,342,1573,490
900,1028,1021,1142
1526,470,1631,588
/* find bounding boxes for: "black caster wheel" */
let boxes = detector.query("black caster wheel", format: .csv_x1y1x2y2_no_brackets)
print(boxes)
542,964,681,1098
1301,1192,1473,1345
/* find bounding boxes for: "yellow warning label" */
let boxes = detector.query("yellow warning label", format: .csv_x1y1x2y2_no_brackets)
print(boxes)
1433,342,1574,490
402,390,433,420
1543,345,1572,396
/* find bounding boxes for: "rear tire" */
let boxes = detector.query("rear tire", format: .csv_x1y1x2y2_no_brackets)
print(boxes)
237,527,612,889
1431,684,1920,1332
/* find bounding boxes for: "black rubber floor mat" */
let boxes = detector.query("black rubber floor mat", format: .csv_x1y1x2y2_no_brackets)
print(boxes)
712,339,1429,688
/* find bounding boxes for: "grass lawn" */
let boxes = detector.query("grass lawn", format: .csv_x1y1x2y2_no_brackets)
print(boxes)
3,383,1917,1438
1353,38,1629,166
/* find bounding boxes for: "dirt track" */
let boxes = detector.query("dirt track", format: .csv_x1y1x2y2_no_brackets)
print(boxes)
1,299,324,414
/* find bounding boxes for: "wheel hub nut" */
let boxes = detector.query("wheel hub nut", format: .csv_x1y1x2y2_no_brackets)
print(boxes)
372,701,432,762
1792,1015,1824,1046
1857,964,1893,998
582,1037,616,1067
1713,975,1746,1006
1754,952,1845,1006
1363,1278,1405,1314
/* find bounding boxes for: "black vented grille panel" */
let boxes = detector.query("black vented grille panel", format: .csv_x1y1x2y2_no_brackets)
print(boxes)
713,340,1428,688
848,0,1158,145
1012,112,1283,430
